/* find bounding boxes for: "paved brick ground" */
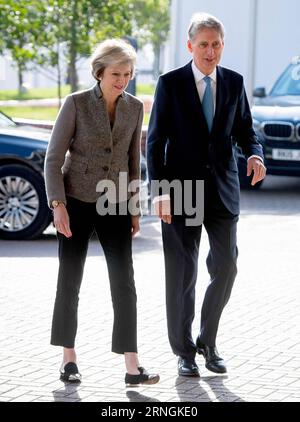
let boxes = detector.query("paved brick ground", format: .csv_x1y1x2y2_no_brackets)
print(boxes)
0,176,300,402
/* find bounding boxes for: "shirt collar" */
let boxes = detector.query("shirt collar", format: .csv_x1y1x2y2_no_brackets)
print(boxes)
191,61,217,84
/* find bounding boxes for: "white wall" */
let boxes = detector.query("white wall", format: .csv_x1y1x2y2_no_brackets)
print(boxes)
167,0,300,99
0,56,19,90
255,0,300,92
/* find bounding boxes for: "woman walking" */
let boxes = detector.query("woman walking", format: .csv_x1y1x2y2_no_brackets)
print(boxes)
44,39,159,386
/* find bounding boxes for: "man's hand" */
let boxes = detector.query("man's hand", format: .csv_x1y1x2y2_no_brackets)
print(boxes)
247,157,266,186
131,215,140,237
53,204,72,238
154,199,172,224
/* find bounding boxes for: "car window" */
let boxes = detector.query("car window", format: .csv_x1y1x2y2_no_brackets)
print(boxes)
271,61,300,96
0,111,16,128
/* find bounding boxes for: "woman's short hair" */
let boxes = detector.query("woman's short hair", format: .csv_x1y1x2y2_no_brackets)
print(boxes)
91,39,137,81
188,12,225,41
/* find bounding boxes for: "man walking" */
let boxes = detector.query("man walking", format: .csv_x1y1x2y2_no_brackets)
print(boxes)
147,12,266,376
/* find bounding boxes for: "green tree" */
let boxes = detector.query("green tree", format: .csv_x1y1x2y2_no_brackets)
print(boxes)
0,0,46,95
43,0,133,92
131,0,170,79
0,0,170,96
0,0,133,95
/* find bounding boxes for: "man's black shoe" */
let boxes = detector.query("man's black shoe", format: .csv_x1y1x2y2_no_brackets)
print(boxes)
196,338,227,374
178,357,200,377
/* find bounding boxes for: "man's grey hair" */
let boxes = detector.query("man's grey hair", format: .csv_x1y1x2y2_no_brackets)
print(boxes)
188,12,225,41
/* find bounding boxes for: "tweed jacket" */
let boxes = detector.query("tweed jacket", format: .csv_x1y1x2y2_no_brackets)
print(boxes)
44,83,144,207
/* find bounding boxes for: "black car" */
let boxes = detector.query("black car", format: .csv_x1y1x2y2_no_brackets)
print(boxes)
0,111,52,240
238,55,300,189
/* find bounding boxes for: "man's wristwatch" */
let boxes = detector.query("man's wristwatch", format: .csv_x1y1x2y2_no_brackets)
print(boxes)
51,200,65,209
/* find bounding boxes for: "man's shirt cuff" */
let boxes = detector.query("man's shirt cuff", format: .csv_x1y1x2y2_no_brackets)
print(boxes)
248,155,264,163
152,194,171,204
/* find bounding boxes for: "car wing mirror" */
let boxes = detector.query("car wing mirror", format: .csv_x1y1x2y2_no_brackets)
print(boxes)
253,87,266,98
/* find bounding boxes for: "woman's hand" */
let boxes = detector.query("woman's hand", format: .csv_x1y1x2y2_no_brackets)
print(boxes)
131,215,140,237
53,204,72,238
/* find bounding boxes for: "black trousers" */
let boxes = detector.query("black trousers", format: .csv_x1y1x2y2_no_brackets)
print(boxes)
162,173,239,359
51,196,137,354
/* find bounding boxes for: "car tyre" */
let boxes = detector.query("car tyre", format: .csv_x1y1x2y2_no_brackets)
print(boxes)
0,164,51,240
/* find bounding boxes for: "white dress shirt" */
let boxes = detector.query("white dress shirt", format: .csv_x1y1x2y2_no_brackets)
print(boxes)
191,61,217,113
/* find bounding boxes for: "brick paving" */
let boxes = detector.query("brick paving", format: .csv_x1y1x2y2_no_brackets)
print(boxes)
0,175,300,402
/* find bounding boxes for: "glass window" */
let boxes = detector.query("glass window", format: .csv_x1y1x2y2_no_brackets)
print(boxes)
271,63,300,96
0,111,16,128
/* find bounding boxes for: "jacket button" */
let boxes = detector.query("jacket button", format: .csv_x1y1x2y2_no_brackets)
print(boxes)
105,147,112,153
103,165,109,171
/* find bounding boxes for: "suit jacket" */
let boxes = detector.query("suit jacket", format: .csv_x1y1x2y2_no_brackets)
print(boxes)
147,61,264,215
44,83,144,207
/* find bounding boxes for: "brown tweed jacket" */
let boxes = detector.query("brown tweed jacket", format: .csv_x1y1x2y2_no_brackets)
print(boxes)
44,83,144,207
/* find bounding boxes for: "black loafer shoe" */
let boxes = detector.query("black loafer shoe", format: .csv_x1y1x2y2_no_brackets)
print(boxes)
125,367,160,386
196,338,227,374
178,357,200,377
60,362,82,383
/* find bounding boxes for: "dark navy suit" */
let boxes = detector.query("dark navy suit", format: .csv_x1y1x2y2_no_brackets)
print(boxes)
147,61,263,358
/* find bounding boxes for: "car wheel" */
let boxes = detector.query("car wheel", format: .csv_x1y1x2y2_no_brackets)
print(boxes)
0,164,51,240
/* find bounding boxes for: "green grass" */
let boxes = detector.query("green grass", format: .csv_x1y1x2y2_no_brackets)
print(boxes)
0,82,153,123
136,83,155,96
1,106,59,120
0,85,71,101
143,112,150,125
1,106,150,125
0,83,155,100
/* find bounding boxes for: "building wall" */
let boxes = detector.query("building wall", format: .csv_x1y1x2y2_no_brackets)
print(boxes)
167,0,300,99
255,0,300,91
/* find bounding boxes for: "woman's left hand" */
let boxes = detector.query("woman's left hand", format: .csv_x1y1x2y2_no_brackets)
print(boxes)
131,215,140,237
